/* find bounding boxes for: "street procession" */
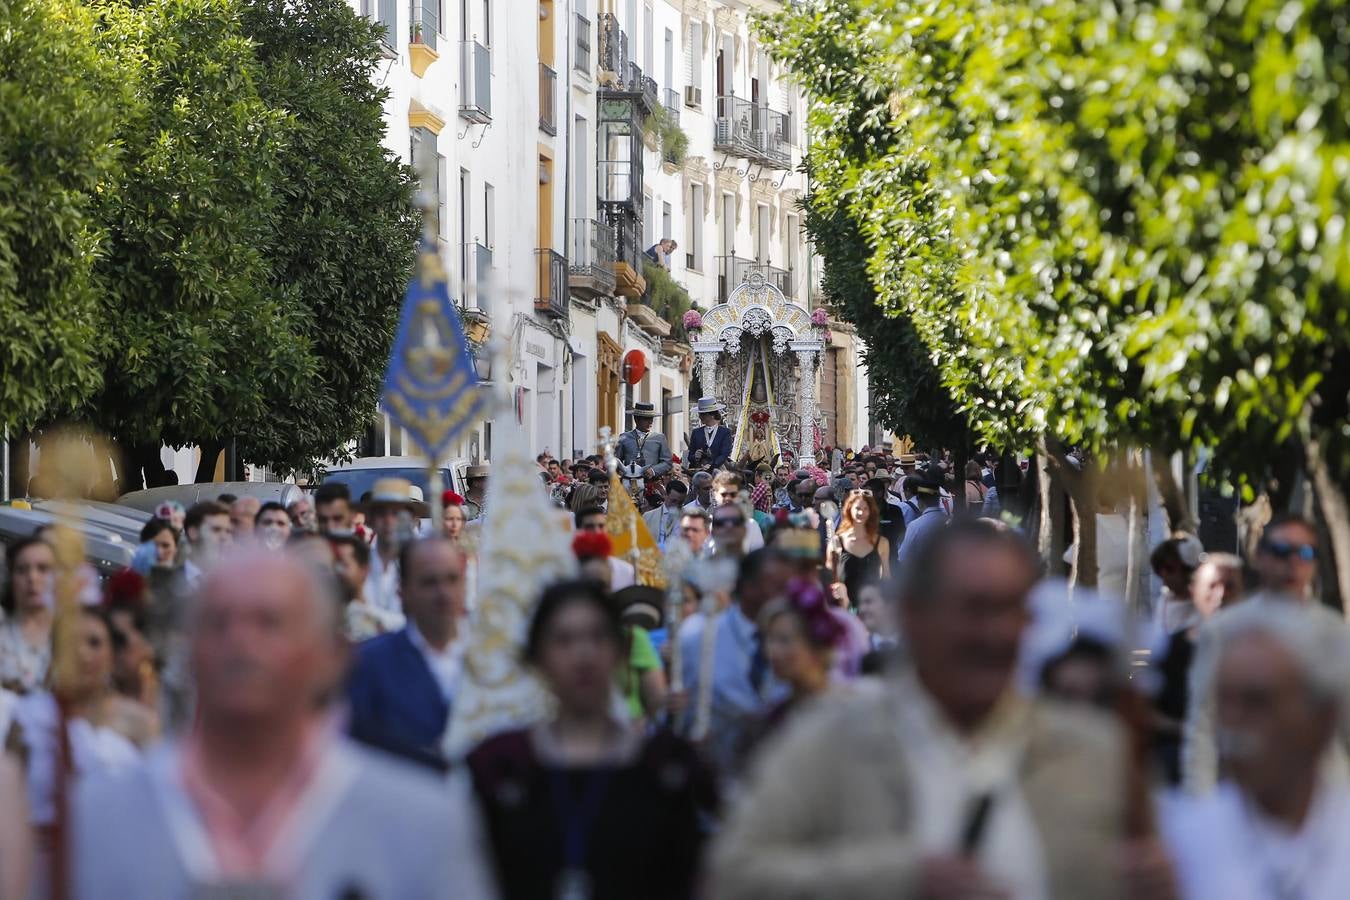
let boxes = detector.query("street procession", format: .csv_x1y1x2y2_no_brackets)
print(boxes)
6,0,1350,897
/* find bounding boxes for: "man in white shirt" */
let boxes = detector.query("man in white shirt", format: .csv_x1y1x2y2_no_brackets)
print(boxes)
358,478,429,619
1164,601,1350,899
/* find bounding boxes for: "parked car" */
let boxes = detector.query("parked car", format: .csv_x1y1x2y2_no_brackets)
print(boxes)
0,506,136,576
116,481,306,515
30,499,150,543
316,457,473,510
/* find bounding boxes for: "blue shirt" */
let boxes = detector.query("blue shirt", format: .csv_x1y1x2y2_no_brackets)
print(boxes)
896,504,947,564
678,605,787,774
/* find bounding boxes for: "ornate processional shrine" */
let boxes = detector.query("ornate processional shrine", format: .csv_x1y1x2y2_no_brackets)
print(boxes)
689,272,826,468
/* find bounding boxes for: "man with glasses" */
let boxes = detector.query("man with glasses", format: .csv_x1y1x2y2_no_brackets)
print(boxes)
1183,515,1347,793
712,472,765,553
710,506,750,561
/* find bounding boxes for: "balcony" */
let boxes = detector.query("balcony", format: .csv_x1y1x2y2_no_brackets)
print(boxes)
716,254,756,301
459,40,491,123
569,218,617,299
601,206,646,299
535,249,568,319
626,61,659,115
574,13,591,73
598,13,628,83
411,0,439,50
461,242,493,312
714,96,792,169
663,89,681,126
756,263,792,296
539,64,557,135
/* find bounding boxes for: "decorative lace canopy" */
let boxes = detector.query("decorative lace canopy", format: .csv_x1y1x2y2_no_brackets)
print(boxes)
695,271,823,356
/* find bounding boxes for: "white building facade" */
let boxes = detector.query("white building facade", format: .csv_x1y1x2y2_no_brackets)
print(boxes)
349,0,871,468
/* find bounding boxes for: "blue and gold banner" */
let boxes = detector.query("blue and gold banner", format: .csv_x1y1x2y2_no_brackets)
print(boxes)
381,240,486,462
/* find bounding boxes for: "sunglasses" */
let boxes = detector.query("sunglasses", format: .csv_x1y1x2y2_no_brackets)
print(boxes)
712,517,745,528
680,525,705,534
849,489,873,497
1261,540,1317,562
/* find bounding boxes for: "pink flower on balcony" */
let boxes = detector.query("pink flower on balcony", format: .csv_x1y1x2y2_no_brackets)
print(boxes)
810,308,829,327
682,309,703,331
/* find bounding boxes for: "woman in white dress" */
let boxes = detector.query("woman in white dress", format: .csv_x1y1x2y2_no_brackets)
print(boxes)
0,538,56,695
7,607,159,840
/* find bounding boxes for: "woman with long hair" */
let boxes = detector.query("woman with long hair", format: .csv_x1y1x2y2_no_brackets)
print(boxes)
461,580,715,899
7,607,158,890
825,489,890,609
0,537,57,694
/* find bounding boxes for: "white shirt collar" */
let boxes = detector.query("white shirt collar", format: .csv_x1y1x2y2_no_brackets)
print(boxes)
406,621,462,702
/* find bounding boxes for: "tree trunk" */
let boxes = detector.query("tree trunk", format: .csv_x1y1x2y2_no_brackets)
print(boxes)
123,441,169,493
194,440,224,484
1148,449,1195,533
1047,440,1099,590
1031,446,1053,563
6,430,32,499
1305,436,1350,616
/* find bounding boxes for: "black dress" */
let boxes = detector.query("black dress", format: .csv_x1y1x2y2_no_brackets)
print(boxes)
836,538,883,608
465,728,717,900
1152,630,1197,785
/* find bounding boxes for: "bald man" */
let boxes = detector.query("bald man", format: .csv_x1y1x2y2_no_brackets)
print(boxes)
73,550,497,899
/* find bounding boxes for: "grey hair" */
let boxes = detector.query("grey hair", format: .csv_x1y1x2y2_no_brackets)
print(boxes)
1211,602,1350,706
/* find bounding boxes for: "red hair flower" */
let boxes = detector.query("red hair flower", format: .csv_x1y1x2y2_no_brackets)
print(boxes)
442,490,466,507
572,531,613,560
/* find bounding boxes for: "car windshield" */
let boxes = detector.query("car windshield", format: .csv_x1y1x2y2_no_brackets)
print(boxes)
318,467,454,505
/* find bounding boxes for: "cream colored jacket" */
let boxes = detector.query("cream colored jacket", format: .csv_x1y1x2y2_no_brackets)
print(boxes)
711,678,1128,900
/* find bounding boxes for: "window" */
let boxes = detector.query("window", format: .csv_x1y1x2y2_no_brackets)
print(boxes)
482,0,492,45
483,183,494,249
364,0,397,45
459,166,469,295
572,116,587,218
643,191,654,251
664,28,673,90
686,22,703,95
686,182,704,270
410,127,440,236
756,203,770,263
643,1,654,76
662,201,672,250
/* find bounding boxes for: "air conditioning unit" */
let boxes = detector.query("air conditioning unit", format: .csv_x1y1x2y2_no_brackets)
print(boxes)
684,85,702,108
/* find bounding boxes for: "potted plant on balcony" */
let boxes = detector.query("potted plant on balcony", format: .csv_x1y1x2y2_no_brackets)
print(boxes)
643,104,689,166
409,21,438,78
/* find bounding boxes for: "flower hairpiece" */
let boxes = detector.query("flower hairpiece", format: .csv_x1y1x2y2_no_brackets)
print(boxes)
572,531,613,560
784,577,845,648
442,490,466,507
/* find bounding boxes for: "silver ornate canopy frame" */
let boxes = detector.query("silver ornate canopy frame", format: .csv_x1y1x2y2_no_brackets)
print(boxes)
689,271,825,466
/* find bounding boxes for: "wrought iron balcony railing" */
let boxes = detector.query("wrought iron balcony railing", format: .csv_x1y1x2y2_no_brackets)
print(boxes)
459,40,492,123
569,218,617,297
539,63,557,135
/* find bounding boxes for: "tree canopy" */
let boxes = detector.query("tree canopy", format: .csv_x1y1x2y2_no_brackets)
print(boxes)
6,0,416,482
0,0,120,430
762,0,1350,496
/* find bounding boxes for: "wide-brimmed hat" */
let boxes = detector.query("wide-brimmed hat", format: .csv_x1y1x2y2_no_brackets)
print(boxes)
358,478,430,517
613,585,665,631
695,397,725,415
465,464,490,480
627,401,658,419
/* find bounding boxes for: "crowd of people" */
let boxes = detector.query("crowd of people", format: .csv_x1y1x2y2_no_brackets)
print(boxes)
0,399,1345,898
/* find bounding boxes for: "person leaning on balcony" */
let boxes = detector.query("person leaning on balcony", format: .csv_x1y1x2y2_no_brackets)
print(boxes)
645,238,678,270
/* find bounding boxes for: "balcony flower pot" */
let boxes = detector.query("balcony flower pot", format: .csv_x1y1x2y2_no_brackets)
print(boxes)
409,26,439,78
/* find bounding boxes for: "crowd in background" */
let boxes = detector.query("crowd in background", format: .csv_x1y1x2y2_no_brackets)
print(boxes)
0,428,1344,899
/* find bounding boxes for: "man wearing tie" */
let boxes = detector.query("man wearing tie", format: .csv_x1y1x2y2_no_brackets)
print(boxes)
687,396,733,471
615,401,672,492
644,480,688,552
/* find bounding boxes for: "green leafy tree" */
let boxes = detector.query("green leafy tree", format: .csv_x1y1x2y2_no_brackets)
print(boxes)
764,0,1350,595
0,0,119,429
236,0,418,476
88,0,313,480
